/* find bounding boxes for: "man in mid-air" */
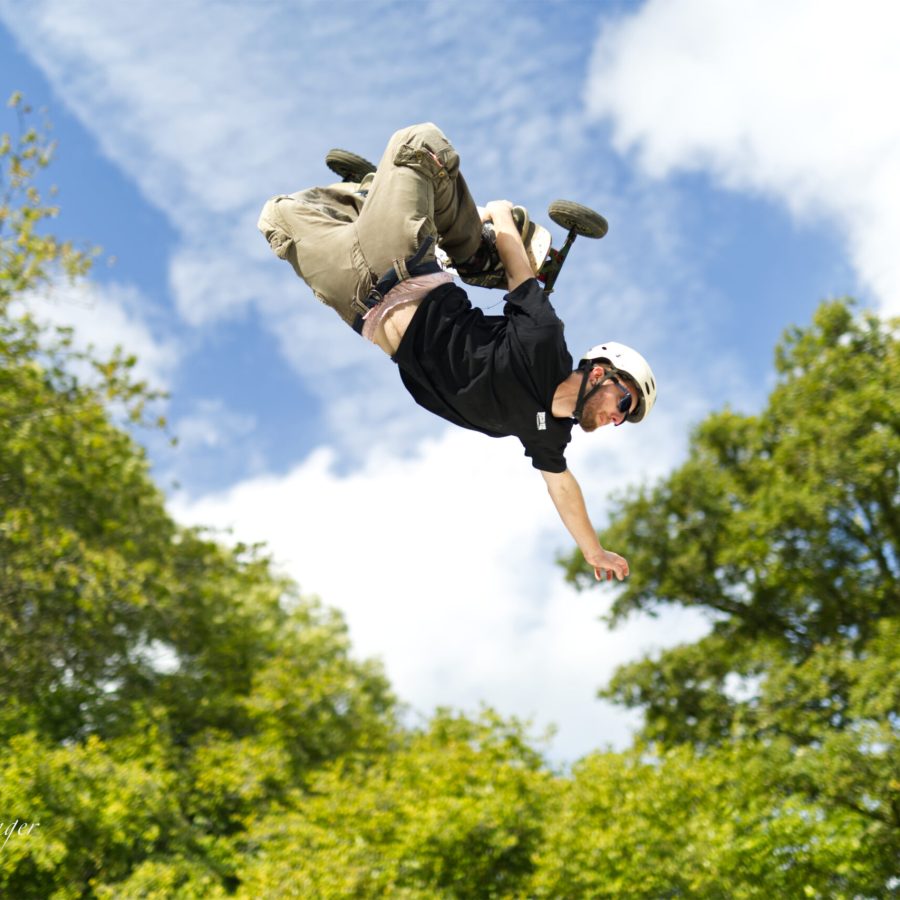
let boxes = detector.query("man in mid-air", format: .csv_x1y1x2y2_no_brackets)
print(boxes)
258,123,657,581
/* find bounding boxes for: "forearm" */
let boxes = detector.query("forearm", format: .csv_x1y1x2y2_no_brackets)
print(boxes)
494,227,533,292
541,469,630,582
483,202,533,292
542,469,603,558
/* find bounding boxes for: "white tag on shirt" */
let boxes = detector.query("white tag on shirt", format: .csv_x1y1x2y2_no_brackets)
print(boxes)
536,411,547,431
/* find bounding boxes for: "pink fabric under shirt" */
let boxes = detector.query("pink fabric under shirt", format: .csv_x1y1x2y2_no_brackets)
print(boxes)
362,271,454,343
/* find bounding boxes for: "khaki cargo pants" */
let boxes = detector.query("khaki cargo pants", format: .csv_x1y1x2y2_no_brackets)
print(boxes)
257,123,482,329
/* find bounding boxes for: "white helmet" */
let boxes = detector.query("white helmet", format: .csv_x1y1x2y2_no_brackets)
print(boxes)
578,341,657,423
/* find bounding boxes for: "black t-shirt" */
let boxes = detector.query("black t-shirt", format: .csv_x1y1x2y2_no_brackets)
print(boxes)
392,277,574,472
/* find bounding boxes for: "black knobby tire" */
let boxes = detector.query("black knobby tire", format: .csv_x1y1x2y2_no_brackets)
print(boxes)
325,149,377,183
548,200,609,238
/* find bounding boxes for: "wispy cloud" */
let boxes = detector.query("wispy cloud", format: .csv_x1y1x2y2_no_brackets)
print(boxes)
1,1,602,325
0,0,744,451
147,397,268,496
586,0,900,316
0,3,702,344
173,398,257,453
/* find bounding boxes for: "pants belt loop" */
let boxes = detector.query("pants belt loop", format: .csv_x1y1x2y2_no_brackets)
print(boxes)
392,257,410,282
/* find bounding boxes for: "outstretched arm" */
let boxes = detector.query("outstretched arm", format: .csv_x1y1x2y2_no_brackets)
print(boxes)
541,468,630,581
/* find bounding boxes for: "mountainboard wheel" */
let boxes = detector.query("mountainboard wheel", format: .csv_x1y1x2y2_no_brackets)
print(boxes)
548,200,608,239
325,149,377,183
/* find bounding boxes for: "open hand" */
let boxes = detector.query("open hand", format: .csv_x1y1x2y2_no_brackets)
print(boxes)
586,548,630,582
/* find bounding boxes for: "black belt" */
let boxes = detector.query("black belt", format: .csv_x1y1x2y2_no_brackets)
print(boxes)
352,236,442,334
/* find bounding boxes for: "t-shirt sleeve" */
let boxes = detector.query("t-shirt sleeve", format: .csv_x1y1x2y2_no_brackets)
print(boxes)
520,430,570,473
503,278,563,328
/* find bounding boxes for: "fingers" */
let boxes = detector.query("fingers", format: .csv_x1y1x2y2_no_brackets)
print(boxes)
593,563,629,582
485,199,514,218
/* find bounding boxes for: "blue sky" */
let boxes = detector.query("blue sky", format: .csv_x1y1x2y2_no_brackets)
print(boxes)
1,0,895,761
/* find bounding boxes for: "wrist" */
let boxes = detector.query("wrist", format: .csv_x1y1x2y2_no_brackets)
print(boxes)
583,542,605,563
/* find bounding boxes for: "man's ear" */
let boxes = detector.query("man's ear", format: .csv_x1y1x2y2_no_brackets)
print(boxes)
589,364,607,383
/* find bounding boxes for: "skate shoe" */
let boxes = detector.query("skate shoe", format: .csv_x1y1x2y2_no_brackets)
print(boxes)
325,148,377,184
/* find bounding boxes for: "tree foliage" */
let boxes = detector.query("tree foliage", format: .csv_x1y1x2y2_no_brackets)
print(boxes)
235,711,551,899
532,740,892,899
562,298,900,893
565,300,898,646
0,92,93,307
0,97,396,898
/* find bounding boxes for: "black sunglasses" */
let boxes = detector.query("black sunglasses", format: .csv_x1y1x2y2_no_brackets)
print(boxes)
610,378,634,423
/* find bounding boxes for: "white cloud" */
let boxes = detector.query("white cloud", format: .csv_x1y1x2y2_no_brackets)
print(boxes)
171,399,710,762
17,278,180,390
586,0,900,315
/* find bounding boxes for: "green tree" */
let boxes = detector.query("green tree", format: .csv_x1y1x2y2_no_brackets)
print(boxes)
531,740,892,899
0,92,92,306
564,299,898,741
234,710,552,899
561,299,900,893
0,731,188,900
0,97,396,898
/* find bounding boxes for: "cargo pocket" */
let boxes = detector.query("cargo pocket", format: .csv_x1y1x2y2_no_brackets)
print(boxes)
257,196,294,260
393,132,459,181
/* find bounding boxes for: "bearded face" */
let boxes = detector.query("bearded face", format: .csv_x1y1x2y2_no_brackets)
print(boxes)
578,372,638,432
